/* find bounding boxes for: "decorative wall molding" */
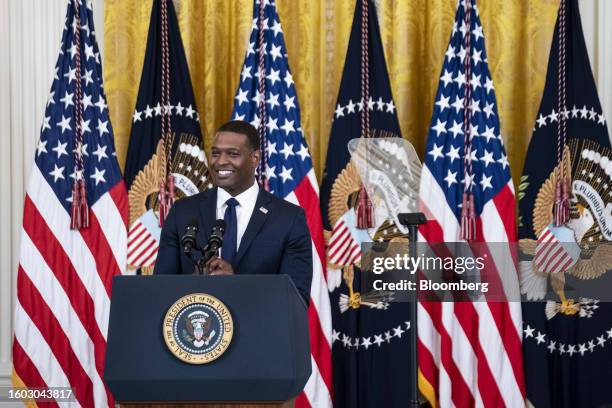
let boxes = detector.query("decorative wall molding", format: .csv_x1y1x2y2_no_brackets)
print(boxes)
0,0,13,387
0,362,11,380
0,376,20,408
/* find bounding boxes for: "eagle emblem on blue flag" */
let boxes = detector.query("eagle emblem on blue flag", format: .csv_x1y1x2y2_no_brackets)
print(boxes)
519,1,612,406
319,1,416,406
124,0,211,274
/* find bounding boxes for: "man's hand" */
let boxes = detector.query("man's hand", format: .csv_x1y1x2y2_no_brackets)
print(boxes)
205,256,234,275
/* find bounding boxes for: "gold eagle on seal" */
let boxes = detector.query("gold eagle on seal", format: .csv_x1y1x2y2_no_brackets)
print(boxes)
519,140,612,319
327,137,417,313
128,133,212,274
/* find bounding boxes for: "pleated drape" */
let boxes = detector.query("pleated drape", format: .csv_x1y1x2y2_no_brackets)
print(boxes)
104,0,560,185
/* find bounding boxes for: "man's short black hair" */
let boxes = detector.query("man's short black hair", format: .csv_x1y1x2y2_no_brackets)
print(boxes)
216,120,260,151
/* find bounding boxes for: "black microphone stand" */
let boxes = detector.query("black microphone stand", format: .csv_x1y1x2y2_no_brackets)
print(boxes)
183,221,226,275
398,212,427,408
199,242,221,273
184,247,205,275
185,240,224,275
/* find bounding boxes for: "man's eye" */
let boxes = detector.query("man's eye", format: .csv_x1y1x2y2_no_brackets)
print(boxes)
211,151,219,157
230,152,239,157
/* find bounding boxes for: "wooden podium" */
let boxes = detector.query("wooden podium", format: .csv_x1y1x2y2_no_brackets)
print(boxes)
104,275,310,407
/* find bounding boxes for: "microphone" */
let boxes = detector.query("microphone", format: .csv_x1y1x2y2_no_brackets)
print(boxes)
204,219,226,255
200,220,227,271
181,220,199,255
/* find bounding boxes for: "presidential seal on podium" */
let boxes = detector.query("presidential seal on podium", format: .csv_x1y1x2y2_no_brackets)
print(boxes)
163,293,234,364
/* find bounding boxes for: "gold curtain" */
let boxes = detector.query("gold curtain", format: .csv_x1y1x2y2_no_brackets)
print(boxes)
105,0,560,187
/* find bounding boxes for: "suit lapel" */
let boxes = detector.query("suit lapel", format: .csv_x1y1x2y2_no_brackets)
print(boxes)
234,189,272,266
197,187,217,243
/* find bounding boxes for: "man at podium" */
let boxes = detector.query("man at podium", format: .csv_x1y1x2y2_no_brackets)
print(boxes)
154,120,313,304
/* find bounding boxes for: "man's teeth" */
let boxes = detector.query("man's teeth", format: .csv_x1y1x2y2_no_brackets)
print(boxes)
218,170,233,175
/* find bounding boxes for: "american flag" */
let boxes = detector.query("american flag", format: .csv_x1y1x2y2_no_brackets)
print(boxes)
12,1,128,407
230,1,332,407
417,0,525,406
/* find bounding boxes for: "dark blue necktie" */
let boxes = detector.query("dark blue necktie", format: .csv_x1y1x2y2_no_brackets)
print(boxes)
221,198,239,264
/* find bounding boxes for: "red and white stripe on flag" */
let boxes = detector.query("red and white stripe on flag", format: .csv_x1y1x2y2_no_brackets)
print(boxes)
418,169,525,408
284,170,334,408
328,218,361,267
14,167,128,408
127,218,159,267
534,227,577,275
417,0,525,405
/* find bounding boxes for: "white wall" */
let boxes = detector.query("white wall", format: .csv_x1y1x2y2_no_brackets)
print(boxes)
580,0,612,128
0,0,610,393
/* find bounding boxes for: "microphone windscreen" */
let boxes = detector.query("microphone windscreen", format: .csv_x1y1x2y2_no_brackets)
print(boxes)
214,219,226,232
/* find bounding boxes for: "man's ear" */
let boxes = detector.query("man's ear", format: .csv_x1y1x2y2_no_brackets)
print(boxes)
251,149,261,168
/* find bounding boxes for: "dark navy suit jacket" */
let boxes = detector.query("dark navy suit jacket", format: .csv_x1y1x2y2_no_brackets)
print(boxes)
153,186,313,304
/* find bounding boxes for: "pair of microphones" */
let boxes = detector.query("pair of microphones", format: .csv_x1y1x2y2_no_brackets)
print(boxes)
181,219,226,274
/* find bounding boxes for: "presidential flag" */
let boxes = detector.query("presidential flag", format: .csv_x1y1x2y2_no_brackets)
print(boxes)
417,0,525,406
319,1,414,406
124,0,210,274
519,0,612,406
12,1,128,407
230,1,333,407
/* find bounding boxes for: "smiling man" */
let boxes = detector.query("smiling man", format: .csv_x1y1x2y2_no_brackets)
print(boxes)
153,120,313,304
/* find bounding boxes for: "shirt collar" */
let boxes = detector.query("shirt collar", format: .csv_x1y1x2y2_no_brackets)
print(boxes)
217,181,260,208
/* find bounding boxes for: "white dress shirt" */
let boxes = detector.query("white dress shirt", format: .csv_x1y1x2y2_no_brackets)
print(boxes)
216,181,260,250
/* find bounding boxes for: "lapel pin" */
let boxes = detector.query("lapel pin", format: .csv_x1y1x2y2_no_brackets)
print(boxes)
259,206,268,214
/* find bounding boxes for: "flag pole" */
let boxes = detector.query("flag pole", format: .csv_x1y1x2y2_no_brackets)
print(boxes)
399,212,427,408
